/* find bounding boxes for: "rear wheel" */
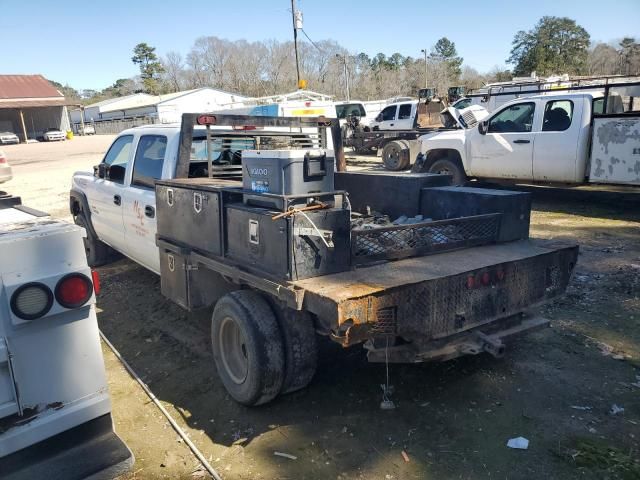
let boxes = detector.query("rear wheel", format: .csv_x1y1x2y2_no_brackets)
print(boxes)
74,213,112,267
428,157,466,185
382,140,411,171
211,291,285,406
273,307,318,395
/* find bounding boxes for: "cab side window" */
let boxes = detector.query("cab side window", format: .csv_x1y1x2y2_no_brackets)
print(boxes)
542,100,573,132
102,135,133,184
488,103,535,133
132,135,167,189
380,105,397,121
398,104,413,119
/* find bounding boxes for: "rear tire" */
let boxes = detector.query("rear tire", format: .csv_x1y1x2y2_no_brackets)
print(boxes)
382,140,411,171
211,291,285,406
273,307,318,395
428,157,466,185
74,213,112,267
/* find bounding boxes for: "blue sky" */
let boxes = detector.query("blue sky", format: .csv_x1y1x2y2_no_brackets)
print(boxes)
2,0,639,90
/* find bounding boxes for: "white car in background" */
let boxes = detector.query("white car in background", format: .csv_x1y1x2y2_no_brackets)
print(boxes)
78,124,96,135
43,127,65,141
0,151,12,183
0,131,19,145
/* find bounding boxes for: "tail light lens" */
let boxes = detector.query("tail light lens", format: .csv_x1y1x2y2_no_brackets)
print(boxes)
0,155,6,164
55,273,93,309
10,283,54,320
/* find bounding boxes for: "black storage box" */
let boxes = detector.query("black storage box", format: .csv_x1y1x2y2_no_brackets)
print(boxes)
156,178,242,256
334,170,451,219
158,240,235,310
420,186,531,242
225,203,351,280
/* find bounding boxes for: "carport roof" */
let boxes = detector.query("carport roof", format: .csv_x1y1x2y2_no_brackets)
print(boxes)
0,74,70,109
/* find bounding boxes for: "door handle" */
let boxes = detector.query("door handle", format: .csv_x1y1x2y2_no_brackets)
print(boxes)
145,205,155,218
113,195,121,206
513,139,530,144
390,123,394,126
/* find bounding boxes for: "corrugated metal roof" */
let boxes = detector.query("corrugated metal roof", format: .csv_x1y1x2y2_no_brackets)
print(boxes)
0,75,63,99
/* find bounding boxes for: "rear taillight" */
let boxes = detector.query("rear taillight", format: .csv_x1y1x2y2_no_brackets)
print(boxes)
0,156,6,164
10,283,54,320
55,273,93,309
466,267,507,289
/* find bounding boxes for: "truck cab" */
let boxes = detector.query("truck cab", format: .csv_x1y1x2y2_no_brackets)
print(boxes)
370,101,418,131
70,123,321,274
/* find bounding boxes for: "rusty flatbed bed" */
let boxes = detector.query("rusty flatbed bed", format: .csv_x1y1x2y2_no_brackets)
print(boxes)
290,239,577,342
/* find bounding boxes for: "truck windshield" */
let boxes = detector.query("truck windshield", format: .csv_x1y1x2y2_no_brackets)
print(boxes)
335,103,366,118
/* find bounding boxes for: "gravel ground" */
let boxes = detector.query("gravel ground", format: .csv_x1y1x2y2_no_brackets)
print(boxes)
3,137,639,479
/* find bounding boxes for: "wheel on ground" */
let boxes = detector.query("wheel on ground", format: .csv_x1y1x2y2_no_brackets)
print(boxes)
428,157,466,185
211,291,285,406
382,140,411,171
273,307,318,395
74,213,112,267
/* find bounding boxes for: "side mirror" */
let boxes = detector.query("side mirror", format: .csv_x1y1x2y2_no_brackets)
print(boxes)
478,121,488,135
95,163,108,178
375,113,382,122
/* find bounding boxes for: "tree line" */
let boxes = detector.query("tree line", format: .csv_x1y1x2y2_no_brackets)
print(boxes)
57,16,640,104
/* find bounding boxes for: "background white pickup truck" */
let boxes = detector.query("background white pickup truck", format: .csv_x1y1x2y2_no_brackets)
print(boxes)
413,90,640,186
70,124,313,273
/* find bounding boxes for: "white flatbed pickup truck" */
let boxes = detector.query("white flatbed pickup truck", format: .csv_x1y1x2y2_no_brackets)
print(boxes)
69,114,579,407
0,193,132,479
412,88,640,186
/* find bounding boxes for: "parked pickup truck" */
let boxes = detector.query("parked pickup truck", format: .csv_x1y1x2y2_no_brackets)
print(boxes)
412,87,640,186
70,113,578,407
0,193,132,479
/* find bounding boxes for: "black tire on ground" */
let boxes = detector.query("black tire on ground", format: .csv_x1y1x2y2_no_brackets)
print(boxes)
382,140,411,171
211,290,285,406
428,157,466,185
74,213,112,267
273,307,318,395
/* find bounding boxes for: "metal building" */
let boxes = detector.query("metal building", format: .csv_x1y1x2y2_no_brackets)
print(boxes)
0,75,71,142
69,88,247,133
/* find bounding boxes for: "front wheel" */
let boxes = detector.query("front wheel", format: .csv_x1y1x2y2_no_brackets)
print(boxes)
428,158,466,185
211,291,285,406
74,213,112,267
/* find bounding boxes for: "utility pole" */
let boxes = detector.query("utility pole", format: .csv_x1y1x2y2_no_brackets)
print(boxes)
291,0,301,87
336,54,350,101
421,49,428,88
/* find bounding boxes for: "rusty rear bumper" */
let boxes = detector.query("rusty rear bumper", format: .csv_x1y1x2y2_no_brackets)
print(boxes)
294,240,578,347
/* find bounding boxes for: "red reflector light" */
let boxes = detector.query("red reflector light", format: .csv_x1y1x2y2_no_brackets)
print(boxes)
0,156,6,164
197,114,217,125
466,275,475,289
232,125,257,130
55,273,93,309
481,272,491,286
91,270,101,295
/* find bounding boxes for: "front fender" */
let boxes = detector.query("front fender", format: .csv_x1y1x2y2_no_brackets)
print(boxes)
417,131,468,166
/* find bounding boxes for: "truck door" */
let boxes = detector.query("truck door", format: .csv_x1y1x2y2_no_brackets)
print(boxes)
395,103,415,130
121,134,168,274
83,135,133,250
468,101,536,180
533,98,581,182
376,105,398,130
